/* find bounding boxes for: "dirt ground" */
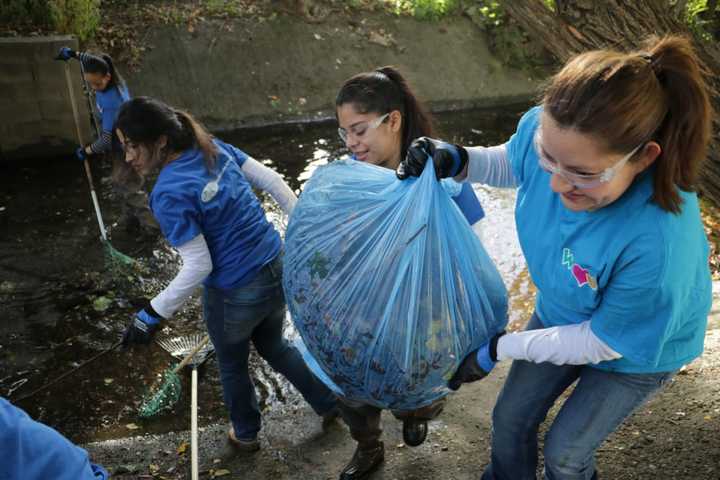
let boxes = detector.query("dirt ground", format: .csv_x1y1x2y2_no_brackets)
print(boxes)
85,293,720,480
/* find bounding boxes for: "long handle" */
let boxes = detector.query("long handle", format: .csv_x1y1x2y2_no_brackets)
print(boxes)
171,335,211,374
13,339,122,403
63,62,107,241
191,366,199,480
78,60,102,139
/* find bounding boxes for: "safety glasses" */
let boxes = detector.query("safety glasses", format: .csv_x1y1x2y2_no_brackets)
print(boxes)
338,113,389,143
533,129,643,189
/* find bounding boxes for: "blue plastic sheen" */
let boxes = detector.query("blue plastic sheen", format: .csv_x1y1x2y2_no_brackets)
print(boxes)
283,158,508,410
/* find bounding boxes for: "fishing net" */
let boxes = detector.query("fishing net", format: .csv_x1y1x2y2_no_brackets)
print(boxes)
138,366,182,418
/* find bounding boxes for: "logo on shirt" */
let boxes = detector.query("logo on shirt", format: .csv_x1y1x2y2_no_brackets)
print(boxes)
562,248,597,290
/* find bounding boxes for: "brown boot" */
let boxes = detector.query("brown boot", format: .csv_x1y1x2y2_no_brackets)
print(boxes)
339,441,384,480
227,427,260,453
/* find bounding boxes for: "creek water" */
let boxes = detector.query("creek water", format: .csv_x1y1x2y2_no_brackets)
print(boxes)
0,104,533,443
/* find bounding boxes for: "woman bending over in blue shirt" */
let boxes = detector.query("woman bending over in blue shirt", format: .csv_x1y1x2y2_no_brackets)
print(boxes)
114,96,338,452
399,35,714,480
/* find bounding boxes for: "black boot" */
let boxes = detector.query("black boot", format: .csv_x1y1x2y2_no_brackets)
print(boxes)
339,441,384,480
402,418,428,447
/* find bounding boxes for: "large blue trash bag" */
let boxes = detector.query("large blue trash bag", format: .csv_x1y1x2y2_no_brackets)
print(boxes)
283,158,507,410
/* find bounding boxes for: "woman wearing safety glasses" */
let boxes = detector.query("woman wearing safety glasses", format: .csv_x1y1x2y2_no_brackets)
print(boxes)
398,35,713,479
332,66,485,480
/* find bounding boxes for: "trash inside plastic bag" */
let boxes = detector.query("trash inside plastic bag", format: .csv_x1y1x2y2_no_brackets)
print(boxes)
283,158,507,410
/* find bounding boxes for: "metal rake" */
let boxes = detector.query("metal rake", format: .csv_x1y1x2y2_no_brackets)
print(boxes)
156,333,215,480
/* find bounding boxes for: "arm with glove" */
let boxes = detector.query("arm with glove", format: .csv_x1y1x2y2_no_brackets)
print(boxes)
397,137,517,188
449,321,622,390
122,234,213,346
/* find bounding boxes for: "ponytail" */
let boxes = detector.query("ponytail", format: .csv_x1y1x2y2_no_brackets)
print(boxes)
375,66,435,159
644,35,714,213
100,53,126,92
174,110,218,170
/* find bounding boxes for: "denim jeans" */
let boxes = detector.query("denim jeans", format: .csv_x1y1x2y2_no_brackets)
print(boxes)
203,256,337,440
482,313,676,480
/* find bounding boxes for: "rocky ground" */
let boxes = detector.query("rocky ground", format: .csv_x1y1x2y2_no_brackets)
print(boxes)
85,288,720,480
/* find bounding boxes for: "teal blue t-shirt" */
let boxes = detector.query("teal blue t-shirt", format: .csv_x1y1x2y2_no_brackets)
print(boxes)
507,106,711,373
150,140,281,290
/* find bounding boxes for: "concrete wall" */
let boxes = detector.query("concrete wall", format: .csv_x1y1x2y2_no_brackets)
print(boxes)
0,35,93,161
0,13,542,160
129,13,540,132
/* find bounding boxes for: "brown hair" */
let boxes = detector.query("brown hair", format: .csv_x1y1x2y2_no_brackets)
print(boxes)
115,96,217,171
335,66,435,160
543,35,714,213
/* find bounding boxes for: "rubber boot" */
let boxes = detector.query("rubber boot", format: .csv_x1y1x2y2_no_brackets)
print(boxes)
339,441,384,480
402,418,428,447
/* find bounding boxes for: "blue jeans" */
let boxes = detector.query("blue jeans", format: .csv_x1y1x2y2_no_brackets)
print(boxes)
203,256,337,440
482,314,676,480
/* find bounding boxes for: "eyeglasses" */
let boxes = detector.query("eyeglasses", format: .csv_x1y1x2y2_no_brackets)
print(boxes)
533,129,643,189
338,113,389,143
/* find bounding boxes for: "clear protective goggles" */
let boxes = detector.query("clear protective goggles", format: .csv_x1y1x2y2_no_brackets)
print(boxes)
338,112,389,143
533,129,643,189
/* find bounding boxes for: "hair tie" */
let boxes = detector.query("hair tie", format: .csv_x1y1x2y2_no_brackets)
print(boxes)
638,52,661,78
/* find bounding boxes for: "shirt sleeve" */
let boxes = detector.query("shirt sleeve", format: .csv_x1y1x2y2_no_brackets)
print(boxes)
150,234,213,318
151,190,203,247
497,320,622,365
505,106,542,186
464,144,518,188
241,157,298,215
1,398,108,480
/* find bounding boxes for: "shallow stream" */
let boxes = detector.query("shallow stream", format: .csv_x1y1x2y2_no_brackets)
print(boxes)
0,105,533,443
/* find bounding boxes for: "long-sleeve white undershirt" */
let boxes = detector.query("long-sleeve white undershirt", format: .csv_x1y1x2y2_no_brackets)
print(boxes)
460,144,621,365
496,320,622,365
461,144,518,188
241,157,297,215
150,234,213,319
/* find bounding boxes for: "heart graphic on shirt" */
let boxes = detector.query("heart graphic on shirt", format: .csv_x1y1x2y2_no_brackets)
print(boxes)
571,264,590,287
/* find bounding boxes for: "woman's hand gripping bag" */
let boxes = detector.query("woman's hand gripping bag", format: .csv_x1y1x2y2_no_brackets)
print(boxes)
283,158,507,410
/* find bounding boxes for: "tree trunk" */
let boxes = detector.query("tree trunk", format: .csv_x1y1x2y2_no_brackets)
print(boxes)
501,0,720,207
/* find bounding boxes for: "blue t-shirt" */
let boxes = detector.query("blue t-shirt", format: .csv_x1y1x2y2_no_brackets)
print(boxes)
95,84,130,132
507,106,712,373
150,140,281,290
0,397,107,480
444,180,485,224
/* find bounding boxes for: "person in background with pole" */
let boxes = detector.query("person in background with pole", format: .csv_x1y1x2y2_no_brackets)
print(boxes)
55,47,130,161
398,35,713,480
55,47,157,236
1,397,108,479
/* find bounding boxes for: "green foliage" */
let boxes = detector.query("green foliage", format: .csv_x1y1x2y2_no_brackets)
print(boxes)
392,0,460,20
48,0,101,41
685,0,718,42
0,0,100,40
0,0,53,26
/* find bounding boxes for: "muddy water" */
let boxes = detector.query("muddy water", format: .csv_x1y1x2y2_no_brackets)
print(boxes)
0,105,530,443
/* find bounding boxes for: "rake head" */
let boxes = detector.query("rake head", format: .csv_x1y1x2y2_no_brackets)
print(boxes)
156,334,214,367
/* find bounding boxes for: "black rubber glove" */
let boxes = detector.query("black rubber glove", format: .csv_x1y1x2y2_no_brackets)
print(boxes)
448,331,505,391
397,137,468,180
122,304,162,346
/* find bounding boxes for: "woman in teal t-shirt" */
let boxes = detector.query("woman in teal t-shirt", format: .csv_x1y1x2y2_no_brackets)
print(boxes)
398,35,713,479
